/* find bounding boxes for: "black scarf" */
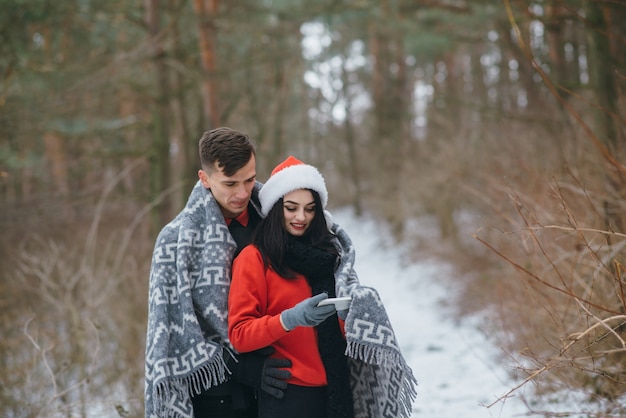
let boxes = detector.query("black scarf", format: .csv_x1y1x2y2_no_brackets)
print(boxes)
284,236,354,418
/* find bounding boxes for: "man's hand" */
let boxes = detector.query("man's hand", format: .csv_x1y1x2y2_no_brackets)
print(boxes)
229,346,292,399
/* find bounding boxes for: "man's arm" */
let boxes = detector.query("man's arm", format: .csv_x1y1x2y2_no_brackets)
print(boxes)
226,346,292,399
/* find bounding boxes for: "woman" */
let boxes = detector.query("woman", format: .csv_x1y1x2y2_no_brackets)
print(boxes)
228,156,355,418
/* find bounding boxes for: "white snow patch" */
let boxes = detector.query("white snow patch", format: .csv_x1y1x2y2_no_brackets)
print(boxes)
334,208,532,417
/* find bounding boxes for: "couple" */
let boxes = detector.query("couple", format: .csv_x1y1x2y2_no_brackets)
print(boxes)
144,127,417,418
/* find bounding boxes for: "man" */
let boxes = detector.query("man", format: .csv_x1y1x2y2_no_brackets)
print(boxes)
144,128,291,418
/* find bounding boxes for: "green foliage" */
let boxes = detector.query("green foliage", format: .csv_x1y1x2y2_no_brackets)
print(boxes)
402,3,501,60
0,141,21,170
404,30,452,61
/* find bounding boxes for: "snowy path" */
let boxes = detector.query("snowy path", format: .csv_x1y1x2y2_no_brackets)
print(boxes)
334,210,530,418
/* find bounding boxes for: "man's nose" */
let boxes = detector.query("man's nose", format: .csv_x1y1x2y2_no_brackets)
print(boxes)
234,184,249,199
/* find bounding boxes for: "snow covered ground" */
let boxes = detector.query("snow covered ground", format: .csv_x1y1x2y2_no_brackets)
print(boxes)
334,209,533,417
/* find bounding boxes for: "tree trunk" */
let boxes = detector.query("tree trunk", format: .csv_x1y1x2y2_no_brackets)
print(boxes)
193,0,220,129
145,0,173,227
368,6,409,238
169,0,195,205
270,55,287,163
340,57,362,216
545,0,566,89
43,131,69,197
584,0,625,234
584,0,619,153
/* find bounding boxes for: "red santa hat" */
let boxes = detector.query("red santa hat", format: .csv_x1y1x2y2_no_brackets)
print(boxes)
259,155,328,217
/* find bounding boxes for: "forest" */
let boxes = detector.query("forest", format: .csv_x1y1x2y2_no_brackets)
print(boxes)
1,0,625,416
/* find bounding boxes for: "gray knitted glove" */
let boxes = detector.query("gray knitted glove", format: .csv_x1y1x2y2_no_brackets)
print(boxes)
281,293,336,331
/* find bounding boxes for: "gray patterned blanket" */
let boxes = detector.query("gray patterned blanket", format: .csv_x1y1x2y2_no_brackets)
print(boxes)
144,181,417,418
344,286,418,417
144,181,240,418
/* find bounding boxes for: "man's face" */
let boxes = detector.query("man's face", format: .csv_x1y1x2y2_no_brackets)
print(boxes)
198,155,256,219
282,189,315,237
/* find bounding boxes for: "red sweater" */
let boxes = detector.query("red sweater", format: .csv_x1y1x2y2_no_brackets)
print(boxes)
229,244,335,387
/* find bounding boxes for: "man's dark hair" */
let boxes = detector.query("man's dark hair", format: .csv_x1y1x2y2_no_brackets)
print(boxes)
252,190,338,278
199,127,256,177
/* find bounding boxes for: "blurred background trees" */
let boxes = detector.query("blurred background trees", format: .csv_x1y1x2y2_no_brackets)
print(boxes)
1,0,624,416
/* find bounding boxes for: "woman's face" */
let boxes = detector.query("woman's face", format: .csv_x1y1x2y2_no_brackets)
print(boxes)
282,189,315,237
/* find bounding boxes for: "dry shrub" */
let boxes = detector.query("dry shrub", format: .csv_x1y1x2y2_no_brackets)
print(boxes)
470,154,626,414
390,76,626,414
1,211,152,418
0,183,154,417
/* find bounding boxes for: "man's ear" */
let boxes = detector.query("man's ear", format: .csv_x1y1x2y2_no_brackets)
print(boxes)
199,169,211,189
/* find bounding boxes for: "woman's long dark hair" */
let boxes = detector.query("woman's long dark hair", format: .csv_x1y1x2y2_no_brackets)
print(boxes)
252,189,338,278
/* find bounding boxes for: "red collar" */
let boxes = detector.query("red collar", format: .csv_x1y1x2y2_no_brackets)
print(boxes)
226,208,249,227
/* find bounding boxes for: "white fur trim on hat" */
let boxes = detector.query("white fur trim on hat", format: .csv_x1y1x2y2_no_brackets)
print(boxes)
259,157,328,217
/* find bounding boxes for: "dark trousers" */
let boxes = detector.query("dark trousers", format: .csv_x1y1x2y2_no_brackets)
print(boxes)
258,384,327,418
192,381,257,418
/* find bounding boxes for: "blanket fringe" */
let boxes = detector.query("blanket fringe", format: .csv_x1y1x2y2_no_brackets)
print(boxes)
347,339,418,418
346,338,401,365
154,355,228,418
399,371,419,418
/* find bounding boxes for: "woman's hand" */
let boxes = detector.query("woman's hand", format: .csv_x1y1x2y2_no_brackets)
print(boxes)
280,293,336,331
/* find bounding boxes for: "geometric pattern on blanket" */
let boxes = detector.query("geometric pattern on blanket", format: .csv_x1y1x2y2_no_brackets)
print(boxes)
344,286,418,418
145,182,237,418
